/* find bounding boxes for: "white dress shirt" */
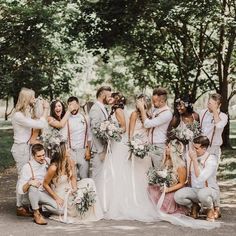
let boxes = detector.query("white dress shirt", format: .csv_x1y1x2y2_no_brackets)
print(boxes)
66,113,92,149
12,112,47,144
18,158,49,194
144,105,172,144
188,152,219,190
199,109,228,146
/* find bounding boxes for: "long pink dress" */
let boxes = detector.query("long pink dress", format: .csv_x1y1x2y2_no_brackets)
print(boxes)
148,184,187,214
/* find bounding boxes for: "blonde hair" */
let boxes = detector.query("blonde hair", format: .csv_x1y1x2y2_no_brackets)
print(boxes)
164,140,185,173
15,88,35,116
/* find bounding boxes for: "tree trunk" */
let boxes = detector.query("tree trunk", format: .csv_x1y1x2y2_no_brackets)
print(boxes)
4,96,9,121
221,94,231,148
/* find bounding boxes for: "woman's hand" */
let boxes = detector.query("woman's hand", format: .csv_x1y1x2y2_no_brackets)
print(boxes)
160,186,170,193
42,100,50,110
55,196,64,208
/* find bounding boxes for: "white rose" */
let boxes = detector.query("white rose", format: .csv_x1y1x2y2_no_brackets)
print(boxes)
108,131,113,136
139,145,144,150
157,169,168,178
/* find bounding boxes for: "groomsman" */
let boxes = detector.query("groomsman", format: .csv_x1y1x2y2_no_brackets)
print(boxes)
174,136,220,222
137,87,172,168
89,86,112,183
18,144,60,225
11,88,49,216
199,93,228,161
66,96,91,179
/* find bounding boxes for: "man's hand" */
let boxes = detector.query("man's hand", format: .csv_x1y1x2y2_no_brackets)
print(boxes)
189,147,197,161
85,146,91,161
28,179,41,188
208,100,219,113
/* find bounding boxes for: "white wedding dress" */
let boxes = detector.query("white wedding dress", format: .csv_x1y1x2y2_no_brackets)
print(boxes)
50,176,103,224
98,113,158,221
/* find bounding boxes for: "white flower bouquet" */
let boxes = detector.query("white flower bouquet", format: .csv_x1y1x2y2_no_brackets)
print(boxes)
128,134,150,159
40,126,64,150
170,121,201,144
93,120,122,142
72,184,96,216
147,167,174,187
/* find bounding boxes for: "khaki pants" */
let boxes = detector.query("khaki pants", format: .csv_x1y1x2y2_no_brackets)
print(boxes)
70,148,89,179
174,187,219,209
149,143,165,169
28,186,61,215
11,143,31,207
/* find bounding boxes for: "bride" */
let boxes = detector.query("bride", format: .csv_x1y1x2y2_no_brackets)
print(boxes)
100,92,158,221
43,142,103,223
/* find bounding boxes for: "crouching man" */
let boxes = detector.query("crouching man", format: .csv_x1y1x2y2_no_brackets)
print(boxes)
18,144,61,225
174,136,220,222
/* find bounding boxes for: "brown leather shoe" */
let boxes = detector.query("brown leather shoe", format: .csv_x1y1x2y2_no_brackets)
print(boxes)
207,208,215,222
214,207,221,219
16,207,33,217
34,212,47,225
190,203,200,219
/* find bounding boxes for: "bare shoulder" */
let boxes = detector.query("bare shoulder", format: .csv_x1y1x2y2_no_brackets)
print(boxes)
48,164,57,172
193,112,199,121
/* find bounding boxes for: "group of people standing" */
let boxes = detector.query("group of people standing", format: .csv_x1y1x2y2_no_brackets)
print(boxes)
10,86,227,228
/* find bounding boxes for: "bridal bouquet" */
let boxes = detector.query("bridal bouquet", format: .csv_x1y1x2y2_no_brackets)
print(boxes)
93,120,122,142
128,134,150,159
170,121,201,144
40,126,64,150
73,184,96,216
147,167,174,187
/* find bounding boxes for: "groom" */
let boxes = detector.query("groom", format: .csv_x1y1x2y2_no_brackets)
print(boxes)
89,86,112,184
137,87,172,168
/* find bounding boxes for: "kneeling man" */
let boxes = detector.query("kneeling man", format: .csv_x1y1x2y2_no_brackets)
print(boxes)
174,136,220,222
18,144,61,225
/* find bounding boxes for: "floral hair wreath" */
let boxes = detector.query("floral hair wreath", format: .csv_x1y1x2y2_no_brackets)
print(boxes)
175,98,192,108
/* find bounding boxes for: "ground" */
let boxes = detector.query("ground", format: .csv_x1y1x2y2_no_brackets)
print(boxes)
0,122,236,236
0,167,235,236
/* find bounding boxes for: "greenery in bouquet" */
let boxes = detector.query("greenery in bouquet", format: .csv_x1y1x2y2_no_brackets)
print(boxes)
170,120,201,144
147,167,174,187
40,126,64,150
73,184,96,216
128,134,150,159
93,120,122,142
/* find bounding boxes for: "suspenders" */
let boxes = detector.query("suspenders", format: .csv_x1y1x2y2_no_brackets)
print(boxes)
28,160,49,180
67,114,88,149
188,153,210,187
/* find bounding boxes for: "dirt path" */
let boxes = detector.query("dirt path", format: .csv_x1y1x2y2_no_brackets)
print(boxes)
0,168,235,236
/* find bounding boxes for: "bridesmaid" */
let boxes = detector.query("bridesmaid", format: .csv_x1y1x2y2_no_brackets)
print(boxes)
148,140,188,214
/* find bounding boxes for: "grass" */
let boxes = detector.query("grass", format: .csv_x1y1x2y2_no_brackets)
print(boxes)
0,121,235,179
0,129,14,172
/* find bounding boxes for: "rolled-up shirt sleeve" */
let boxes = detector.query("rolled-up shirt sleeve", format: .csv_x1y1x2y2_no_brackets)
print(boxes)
196,157,217,184
15,112,47,129
144,111,172,129
215,113,228,129
18,164,31,195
